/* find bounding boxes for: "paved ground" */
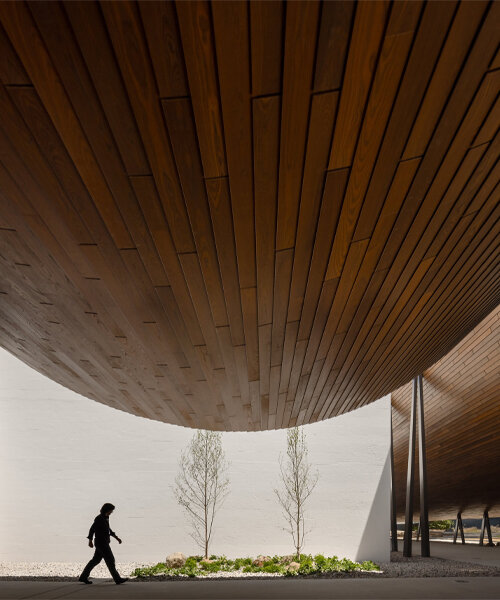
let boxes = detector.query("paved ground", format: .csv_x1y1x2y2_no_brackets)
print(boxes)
1,542,499,599
0,577,500,599
393,539,500,568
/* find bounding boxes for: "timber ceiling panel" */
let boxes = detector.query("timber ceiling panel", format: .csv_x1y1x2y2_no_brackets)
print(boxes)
392,305,500,519
0,1,498,430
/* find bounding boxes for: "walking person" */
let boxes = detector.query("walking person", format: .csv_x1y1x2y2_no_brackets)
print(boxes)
79,503,128,584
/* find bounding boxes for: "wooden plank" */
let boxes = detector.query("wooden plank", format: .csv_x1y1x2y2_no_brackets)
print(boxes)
271,248,293,366
327,0,454,280
348,213,495,414
175,0,227,178
346,0,423,241
300,238,369,408
379,70,499,283
367,200,500,392
0,86,93,249
328,1,389,169
335,202,499,417
425,140,499,259
0,1,134,249
294,278,338,392
0,22,29,84
276,0,320,250
381,268,499,420
162,97,228,327
138,0,188,99
212,0,256,288
297,169,348,341
64,0,150,176
250,0,284,96
278,320,299,396
100,0,195,253
258,323,272,397
287,91,339,323
178,252,224,372
205,177,245,346
392,306,500,517
316,239,369,363
403,1,488,159
472,96,500,147
275,391,288,429
131,176,204,347
314,0,355,92
382,2,500,270
269,364,281,424
154,285,205,382
338,159,421,337
240,286,259,383
234,344,251,408
0,187,190,420
28,2,172,289
364,258,497,412
253,95,280,325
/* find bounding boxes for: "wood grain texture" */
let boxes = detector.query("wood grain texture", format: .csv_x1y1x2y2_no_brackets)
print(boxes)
0,0,498,432
392,306,500,518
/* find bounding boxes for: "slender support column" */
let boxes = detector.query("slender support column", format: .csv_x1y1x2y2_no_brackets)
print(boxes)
417,374,430,557
453,512,465,544
403,378,417,557
390,404,398,552
480,510,494,546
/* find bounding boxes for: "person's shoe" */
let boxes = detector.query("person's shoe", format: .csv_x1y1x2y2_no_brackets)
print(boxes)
116,578,129,585
78,577,92,584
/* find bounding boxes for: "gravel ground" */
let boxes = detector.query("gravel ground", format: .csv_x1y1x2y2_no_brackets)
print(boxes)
1,553,499,581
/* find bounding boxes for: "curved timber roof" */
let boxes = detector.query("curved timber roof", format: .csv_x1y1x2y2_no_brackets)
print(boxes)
0,1,499,430
392,305,500,519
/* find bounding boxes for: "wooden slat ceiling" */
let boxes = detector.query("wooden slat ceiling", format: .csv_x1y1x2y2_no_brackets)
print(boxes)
392,305,500,519
0,1,498,431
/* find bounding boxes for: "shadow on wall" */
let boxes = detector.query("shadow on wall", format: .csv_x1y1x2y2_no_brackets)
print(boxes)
356,449,391,563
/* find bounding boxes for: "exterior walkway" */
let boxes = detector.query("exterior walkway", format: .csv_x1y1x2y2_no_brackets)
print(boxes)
0,577,500,600
393,539,500,567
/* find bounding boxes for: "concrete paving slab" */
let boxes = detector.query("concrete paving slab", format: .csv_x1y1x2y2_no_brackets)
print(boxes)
429,541,500,568
1,577,500,600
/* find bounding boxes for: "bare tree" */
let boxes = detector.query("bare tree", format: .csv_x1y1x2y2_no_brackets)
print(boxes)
274,426,319,558
173,430,229,558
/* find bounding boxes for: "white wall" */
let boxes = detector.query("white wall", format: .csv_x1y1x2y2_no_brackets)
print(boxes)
0,348,390,563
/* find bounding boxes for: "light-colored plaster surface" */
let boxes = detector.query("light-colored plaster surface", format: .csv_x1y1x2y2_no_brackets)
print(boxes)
0,348,390,564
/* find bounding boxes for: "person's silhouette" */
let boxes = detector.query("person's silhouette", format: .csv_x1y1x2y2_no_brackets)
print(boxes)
79,503,128,584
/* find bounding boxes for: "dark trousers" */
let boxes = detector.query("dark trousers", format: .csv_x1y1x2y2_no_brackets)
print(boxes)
80,543,121,582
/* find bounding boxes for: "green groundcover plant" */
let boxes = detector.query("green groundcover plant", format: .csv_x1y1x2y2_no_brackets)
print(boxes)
131,554,380,578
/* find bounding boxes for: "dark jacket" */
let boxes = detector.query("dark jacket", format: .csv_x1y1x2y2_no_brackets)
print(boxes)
87,514,118,546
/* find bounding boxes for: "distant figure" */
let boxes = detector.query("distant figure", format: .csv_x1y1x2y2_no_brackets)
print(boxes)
78,503,128,585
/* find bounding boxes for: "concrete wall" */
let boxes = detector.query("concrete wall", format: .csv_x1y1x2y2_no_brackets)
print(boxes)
0,348,391,563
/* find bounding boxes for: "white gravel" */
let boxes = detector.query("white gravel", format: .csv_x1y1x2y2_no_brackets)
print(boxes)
0,562,146,580
1,553,499,581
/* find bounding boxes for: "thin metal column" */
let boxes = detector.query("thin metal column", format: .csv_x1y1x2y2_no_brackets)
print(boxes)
390,404,398,552
417,374,430,557
403,377,417,557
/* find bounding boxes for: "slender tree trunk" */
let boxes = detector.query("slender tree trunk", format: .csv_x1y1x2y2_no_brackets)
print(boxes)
296,507,300,557
204,453,208,558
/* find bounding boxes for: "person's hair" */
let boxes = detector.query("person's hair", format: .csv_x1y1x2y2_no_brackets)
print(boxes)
100,503,115,515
